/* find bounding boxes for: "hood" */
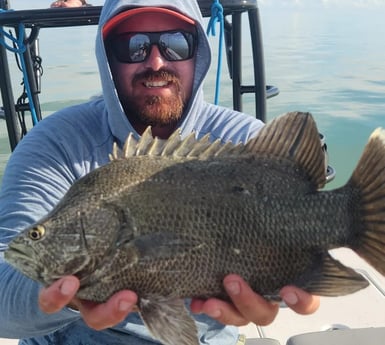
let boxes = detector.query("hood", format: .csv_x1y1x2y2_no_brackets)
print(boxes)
95,0,211,145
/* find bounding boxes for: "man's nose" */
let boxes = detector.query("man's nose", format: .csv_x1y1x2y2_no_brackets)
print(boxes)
144,45,168,71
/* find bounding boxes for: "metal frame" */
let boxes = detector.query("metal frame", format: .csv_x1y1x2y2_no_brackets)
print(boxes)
0,0,278,151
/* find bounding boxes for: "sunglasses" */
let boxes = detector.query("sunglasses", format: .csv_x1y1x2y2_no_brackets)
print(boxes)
107,30,196,63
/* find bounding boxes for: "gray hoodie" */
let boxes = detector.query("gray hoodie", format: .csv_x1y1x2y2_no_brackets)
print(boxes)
0,0,264,344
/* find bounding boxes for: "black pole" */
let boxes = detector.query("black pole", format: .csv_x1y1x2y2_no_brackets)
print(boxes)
232,12,242,112
0,29,22,150
249,7,266,122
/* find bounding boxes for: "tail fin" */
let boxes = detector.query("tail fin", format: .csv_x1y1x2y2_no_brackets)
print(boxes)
348,128,385,276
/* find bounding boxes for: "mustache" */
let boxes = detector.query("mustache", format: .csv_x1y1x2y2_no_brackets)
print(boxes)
132,69,180,84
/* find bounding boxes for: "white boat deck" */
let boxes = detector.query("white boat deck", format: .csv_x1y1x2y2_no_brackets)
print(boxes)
1,248,384,345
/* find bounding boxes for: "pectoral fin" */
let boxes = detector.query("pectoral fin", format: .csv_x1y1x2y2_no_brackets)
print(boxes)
121,232,205,262
139,295,199,345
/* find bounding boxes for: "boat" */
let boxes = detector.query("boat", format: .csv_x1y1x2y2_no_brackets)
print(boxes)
0,1,384,344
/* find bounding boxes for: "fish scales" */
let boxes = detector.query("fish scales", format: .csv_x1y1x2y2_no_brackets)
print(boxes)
79,160,343,299
5,111,385,345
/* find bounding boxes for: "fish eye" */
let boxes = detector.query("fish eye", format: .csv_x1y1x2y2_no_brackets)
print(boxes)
28,225,45,241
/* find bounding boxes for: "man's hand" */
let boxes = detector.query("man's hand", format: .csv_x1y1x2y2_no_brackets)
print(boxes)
38,276,138,330
39,274,319,330
190,274,320,326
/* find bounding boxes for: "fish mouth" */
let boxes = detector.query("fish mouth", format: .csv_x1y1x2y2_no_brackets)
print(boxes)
5,242,92,286
4,242,42,281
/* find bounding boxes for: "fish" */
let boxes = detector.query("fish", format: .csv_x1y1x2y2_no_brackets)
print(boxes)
5,111,385,345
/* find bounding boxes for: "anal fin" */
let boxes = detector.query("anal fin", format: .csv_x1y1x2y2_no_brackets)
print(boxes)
299,253,369,296
139,295,199,345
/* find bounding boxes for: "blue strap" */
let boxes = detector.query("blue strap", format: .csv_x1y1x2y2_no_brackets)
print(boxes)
206,0,224,105
0,11,39,126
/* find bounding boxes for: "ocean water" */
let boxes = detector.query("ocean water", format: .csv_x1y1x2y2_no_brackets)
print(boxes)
260,5,385,190
1,2,385,191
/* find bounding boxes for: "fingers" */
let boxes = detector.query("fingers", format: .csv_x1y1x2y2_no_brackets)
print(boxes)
38,276,138,331
39,276,79,313
191,275,320,327
75,290,138,330
191,296,249,326
223,274,279,326
191,274,279,326
39,276,319,331
280,285,320,315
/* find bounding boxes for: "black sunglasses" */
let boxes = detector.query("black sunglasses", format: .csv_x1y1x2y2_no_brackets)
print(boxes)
107,30,197,63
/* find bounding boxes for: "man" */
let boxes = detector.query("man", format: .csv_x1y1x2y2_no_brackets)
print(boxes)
0,0,319,344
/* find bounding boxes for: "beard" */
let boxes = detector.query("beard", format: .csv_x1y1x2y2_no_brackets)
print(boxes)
122,70,185,128
130,94,184,127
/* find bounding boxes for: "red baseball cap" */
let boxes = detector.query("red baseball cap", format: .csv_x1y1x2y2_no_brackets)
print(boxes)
103,7,195,39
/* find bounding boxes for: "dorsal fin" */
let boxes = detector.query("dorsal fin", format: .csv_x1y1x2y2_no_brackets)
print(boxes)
109,127,237,161
109,113,326,188
245,111,326,188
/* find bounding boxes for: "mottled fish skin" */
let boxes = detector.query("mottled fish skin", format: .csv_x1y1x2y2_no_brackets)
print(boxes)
5,111,385,345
